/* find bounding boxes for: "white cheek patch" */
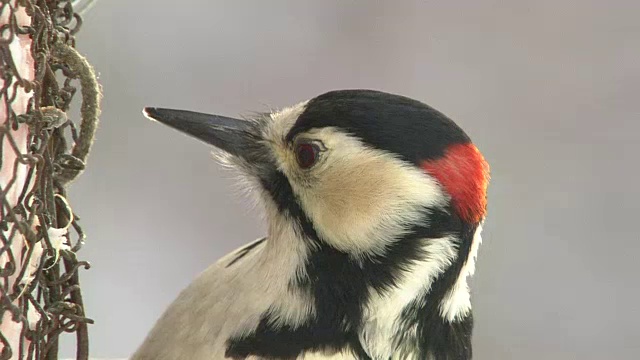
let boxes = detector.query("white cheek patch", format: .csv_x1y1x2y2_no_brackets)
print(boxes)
289,129,448,255
439,222,484,322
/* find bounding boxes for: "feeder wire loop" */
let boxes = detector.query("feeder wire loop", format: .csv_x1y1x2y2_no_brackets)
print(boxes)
0,0,100,359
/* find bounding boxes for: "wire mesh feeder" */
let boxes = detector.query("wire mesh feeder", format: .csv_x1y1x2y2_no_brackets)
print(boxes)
0,0,100,359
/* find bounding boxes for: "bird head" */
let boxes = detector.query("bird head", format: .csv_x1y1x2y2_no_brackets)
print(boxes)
143,89,490,359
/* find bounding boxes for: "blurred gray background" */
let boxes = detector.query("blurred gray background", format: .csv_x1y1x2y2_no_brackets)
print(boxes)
62,0,639,359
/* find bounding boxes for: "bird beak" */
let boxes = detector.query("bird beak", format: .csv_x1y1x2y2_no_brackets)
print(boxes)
143,107,258,160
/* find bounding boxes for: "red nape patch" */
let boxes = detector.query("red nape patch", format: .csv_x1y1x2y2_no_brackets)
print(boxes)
421,143,490,224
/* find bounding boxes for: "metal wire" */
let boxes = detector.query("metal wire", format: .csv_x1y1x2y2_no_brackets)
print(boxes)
0,0,99,359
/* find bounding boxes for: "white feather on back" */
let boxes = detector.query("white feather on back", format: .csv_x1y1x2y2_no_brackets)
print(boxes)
360,236,459,359
439,222,484,323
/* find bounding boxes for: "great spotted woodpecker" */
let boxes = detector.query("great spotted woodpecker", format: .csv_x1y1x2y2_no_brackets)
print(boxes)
134,89,490,360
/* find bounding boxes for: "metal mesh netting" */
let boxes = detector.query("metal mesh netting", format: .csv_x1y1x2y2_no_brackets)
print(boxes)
0,0,99,359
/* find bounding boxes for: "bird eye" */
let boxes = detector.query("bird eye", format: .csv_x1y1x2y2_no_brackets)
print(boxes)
295,143,319,169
